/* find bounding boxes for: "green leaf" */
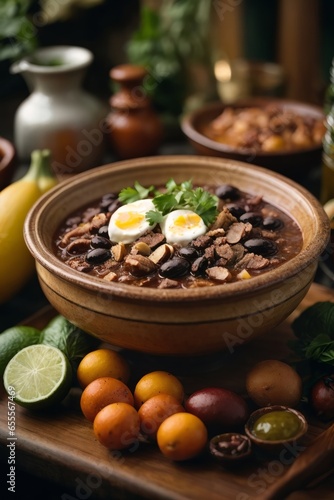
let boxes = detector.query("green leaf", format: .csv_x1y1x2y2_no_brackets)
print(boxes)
118,181,155,204
292,302,334,344
146,209,164,225
304,334,333,358
0,0,37,61
40,315,99,372
153,193,179,215
118,178,219,227
291,302,334,367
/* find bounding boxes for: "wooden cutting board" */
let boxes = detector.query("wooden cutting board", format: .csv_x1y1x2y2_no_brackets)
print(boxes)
1,282,334,500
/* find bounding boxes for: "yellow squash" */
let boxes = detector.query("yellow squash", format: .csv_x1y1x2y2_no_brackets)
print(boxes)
0,150,57,303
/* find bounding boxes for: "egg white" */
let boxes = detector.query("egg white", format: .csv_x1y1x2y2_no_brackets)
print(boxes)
160,209,207,246
108,199,156,244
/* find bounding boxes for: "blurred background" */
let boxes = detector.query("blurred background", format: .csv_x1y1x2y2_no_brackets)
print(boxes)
1,0,334,140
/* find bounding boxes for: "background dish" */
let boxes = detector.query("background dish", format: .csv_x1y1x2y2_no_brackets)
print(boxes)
181,99,325,176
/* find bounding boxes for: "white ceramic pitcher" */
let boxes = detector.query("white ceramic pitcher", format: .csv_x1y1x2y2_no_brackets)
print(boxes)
11,46,107,176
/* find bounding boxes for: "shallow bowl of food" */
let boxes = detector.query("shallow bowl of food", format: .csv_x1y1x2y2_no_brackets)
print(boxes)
181,99,325,176
24,155,329,356
244,405,308,453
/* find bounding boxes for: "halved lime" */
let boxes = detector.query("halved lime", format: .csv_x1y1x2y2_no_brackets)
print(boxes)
3,344,72,410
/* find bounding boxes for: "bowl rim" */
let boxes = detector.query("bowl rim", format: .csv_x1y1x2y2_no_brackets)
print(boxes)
244,405,308,445
181,99,325,158
24,155,330,303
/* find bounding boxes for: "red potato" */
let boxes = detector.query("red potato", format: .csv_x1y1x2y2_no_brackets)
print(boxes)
311,375,334,420
185,387,250,434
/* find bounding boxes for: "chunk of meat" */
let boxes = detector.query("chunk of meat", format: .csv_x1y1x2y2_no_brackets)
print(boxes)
158,278,179,289
192,235,213,250
210,207,237,231
214,243,234,265
124,254,157,277
236,253,269,270
226,222,252,244
89,213,110,232
61,222,91,246
206,266,231,282
137,232,166,249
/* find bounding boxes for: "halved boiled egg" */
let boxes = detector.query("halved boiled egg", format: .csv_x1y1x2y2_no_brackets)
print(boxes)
108,199,156,244
160,209,207,247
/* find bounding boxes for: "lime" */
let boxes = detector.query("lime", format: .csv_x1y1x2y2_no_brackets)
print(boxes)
3,344,72,410
0,326,41,377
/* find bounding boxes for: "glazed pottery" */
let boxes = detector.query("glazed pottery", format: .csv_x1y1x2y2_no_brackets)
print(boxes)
11,46,107,176
181,99,324,176
245,405,308,453
24,155,329,356
106,64,164,159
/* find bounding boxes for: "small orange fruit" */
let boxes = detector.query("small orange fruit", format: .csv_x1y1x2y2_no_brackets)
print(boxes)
157,412,208,461
138,393,185,440
93,402,140,450
77,348,130,388
80,376,134,422
134,370,184,408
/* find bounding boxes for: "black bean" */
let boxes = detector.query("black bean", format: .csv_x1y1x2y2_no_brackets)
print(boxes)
90,235,112,250
226,204,246,219
98,225,109,238
99,193,118,211
262,216,284,230
159,257,190,279
178,247,199,261
191,255,210,276
86,248,111,264
239,212,263,227
108,199,122,214
215,184,240,201
244,238,278,256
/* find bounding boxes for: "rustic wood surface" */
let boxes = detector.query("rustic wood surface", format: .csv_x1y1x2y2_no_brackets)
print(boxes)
1,282,334,499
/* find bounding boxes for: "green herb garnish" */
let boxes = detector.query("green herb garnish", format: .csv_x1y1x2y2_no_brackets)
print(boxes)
118,181,156,204
118,178,219,227
291,302,334,366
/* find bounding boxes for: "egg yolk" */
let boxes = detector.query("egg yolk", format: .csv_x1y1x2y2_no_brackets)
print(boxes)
115,212,145,229
173,213,201,229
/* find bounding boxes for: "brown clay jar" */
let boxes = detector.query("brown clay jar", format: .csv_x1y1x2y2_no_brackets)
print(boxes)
106,64,164,159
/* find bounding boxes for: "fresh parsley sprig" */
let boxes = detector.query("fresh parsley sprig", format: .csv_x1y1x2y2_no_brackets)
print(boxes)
118,181,156,204
118,178,219,226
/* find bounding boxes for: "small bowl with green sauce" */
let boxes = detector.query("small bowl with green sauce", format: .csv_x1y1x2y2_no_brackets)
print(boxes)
244,405,308,453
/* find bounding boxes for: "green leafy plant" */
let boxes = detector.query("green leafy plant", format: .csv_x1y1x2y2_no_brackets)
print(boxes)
291,302,334,366
0,0,38,61
126,0,213,116
119,178,219,227
40,315,99,372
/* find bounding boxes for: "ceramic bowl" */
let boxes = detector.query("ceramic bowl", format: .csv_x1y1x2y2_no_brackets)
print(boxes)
0,137,16,190
209,433,252,464
24,155,329,356
181,99,325,177
244,405,308,453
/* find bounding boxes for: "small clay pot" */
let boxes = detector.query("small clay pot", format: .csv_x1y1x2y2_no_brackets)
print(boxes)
209,433,252,464
106,64,164,159
244,405,308,454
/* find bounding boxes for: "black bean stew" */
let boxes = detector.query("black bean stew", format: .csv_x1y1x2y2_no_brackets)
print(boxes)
54,184,303,289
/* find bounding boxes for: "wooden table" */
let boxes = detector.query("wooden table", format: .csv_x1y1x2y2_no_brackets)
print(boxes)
1,282,334,499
